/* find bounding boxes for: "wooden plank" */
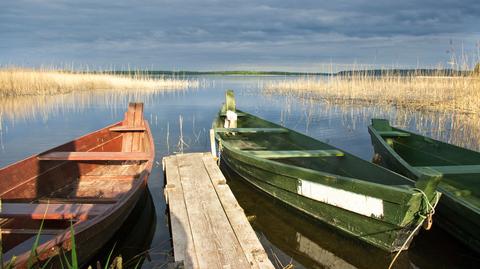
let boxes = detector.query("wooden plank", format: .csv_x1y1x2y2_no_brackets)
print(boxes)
163,156,199,269
109,126,146,132
37,152,150,161
225,90,236,112
377,131,411,137
415,165,480,175
0,203,110,220
220,112,247,117
176,153,251,269
1,229,65,235
79,175,138,181
215,128,288,134
202,153,274,269
246,149,344,159
122,103,136,152
37,198,118,204
132,103,144,152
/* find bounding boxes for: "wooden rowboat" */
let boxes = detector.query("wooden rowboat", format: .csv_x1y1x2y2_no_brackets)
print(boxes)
369,119,480,252
0,103,155,268
211,90,441,252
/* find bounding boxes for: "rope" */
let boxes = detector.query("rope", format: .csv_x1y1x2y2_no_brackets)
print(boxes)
412,188,438,217
387,190,440,269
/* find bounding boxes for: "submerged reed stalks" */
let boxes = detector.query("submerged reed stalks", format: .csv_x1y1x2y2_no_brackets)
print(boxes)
264,74,480,115
0,68,199,97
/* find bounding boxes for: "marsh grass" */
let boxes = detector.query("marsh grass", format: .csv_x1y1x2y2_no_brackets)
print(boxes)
0,68,199,97
264,74,480,115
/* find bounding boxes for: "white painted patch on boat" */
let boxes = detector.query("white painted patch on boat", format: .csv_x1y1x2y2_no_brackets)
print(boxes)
297,179,384,218
296,232,357,269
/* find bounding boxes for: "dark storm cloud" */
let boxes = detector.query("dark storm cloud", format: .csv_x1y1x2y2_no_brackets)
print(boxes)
0,0,479,70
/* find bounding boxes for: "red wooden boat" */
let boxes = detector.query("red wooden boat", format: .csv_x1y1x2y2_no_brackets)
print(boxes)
0,103,155,268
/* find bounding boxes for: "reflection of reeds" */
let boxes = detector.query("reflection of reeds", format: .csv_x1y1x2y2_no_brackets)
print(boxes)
273,93,480,152
265,75,480,115
0,68,199,97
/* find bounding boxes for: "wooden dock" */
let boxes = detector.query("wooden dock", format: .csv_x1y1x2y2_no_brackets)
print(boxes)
163,153,274,269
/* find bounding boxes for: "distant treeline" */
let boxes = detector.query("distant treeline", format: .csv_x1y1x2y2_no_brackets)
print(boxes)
89,69,474,77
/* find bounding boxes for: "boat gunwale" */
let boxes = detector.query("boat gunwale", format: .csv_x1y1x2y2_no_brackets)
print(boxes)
368,121,480,213
368,125,424,179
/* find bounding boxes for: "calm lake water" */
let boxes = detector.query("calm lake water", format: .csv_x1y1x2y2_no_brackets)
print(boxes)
0,76,478,268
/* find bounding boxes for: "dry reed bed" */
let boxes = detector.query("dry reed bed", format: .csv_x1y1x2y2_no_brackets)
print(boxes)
0,69,199,97
264,76,480,114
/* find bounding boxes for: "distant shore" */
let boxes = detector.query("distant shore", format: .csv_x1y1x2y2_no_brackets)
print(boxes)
97,69,474,77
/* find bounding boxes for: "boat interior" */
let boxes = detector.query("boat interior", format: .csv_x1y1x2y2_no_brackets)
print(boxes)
0,103,151,258
371,119,480,206
216,111,411,187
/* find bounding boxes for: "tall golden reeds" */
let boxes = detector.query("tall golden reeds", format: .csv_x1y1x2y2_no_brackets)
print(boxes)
264,74,480,115
0,68,199,97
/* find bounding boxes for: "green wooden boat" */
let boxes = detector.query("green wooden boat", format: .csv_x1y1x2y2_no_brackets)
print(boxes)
369,118,480,252
211,90,441,252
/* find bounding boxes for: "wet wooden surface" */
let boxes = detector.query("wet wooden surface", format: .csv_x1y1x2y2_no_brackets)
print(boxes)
163,152,274,269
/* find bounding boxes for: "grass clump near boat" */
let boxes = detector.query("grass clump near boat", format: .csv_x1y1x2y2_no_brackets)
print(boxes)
0,68,199,97
474,63,480,76
264,71,480,115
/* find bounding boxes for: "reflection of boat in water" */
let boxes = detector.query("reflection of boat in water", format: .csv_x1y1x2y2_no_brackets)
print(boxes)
294,232,356,269
87,187,157,268
221,163,410,269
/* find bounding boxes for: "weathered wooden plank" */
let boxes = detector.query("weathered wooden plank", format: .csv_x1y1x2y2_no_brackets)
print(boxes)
215,128,288,133
220,112,247,117
246,149,344,159
376,131,411,137
176,153,251,269
79,175,138,181
37,198,118,204
164,156,199,269
109,126,146,132
122,103,136,152
201,153,274,269
0,203,110,220
415,165,480,175
37,152,150,161
0,229,64,235
132,103,144,152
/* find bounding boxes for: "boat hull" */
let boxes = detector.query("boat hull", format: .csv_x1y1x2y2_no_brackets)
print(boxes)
0,103,155,268
369,126,480,252
220,147,417,252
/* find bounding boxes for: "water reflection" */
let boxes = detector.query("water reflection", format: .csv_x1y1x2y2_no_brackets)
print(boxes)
222,162,478,269
87,188,157,268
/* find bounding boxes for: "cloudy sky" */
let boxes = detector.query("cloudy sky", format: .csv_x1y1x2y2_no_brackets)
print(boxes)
1,0,479,71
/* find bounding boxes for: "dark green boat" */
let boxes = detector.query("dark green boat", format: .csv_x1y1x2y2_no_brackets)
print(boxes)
369,118,480,252
211,90,441,252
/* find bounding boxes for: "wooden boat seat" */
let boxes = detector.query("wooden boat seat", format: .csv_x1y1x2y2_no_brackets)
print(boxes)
415,165,480,175
216,128,288,133
109,126,146,132
37,151,150,161
1,228,65,235
219,112,247,117
246,149,345,159
377,131,411,137
0,203,111,220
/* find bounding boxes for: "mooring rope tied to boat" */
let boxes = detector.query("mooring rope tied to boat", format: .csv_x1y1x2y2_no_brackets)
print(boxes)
388,189,440,269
